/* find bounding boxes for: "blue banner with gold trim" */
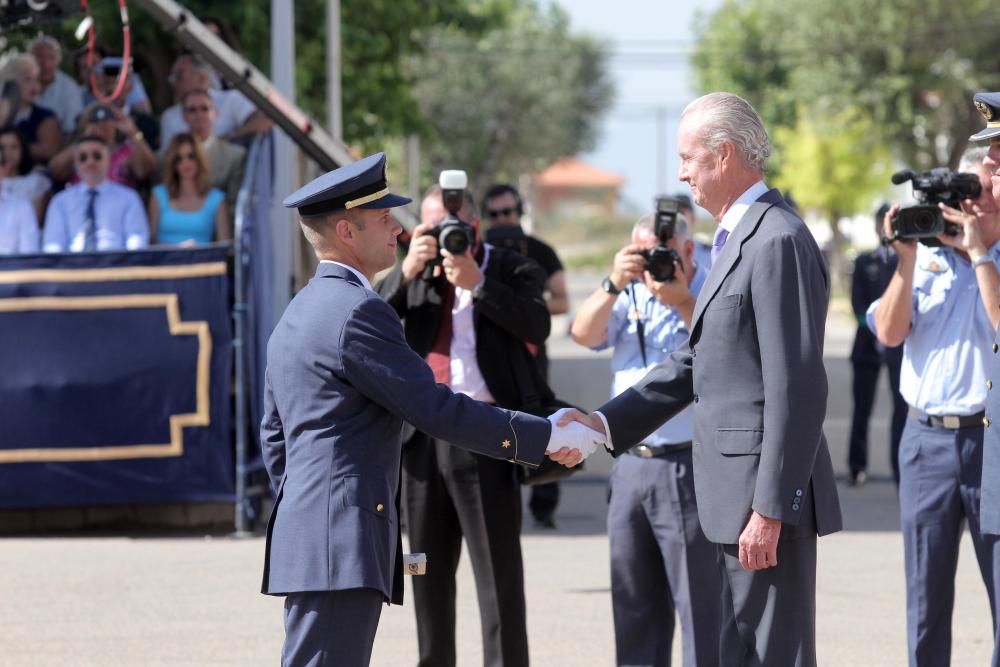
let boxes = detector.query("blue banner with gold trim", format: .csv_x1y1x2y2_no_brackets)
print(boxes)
0,245,233,507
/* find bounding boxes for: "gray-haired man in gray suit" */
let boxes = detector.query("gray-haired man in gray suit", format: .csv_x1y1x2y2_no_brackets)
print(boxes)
553,92,843,666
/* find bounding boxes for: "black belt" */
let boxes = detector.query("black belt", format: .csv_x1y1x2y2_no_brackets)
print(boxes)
908,408,987,430
629,442,693,458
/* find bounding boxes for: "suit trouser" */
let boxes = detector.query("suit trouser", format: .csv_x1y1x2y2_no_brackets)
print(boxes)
848,354,906,481
899,416,1000,667
403,436,528,667
718,487,818,667
608,448,722,667
282,588,384,667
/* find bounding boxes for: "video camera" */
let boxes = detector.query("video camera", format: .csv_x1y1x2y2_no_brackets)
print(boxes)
638,197,682,282
887,168,982,247
421,170,476,279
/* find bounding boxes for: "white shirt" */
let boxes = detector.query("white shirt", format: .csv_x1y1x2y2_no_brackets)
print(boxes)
719,180,770,232
319,260,372,290
43,180,149,253
448,245,495,403
0,190,39,255
159,89,256,151
1,171,51,208
37,70,84,134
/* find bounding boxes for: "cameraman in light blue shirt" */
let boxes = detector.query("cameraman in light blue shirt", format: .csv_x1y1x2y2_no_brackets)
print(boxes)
868,146,1000,666
571,210,721,667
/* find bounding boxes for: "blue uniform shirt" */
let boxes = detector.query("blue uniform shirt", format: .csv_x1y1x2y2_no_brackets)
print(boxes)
592,263,707,445
867,242,1000,415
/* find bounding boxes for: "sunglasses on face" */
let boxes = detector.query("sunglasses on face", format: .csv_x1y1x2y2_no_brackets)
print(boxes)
184,105,211,114
173,152,198,165
487,207,516,219
76,151,105,164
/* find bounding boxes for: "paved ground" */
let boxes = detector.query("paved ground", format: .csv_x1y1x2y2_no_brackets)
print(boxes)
0,270,996,665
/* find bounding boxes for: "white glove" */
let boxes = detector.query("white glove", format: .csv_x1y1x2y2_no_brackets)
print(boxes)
545,408,605,460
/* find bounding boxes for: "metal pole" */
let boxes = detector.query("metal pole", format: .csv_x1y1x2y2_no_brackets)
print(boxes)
271,0,296,321
326,0,343,142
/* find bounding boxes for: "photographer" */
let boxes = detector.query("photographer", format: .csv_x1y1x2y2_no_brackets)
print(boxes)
869,146,1000,666
570,210,721,666
377,181,550,667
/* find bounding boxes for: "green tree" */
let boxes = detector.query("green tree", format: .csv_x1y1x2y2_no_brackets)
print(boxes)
773,108,893,291
406,3,614,199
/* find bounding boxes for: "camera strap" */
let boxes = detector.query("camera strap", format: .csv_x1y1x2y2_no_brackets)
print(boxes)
629,286,648,367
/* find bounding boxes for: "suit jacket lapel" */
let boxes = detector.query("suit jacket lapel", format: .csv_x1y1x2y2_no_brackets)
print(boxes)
690,189,785,332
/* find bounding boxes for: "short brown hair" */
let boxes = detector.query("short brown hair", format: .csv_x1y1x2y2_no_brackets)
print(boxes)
162,132,210,199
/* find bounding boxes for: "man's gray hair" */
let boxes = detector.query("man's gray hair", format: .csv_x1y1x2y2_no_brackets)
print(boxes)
959,146,989,173
682,92,770,172
634,212,689,241
29,35,62,60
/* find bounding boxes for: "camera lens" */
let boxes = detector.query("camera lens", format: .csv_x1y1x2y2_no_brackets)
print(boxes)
440,226,470,254
912,210,938,234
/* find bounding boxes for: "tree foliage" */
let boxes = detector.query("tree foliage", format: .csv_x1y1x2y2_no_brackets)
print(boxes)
406,3,614,198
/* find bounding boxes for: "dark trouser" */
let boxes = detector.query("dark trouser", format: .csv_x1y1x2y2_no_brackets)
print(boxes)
608,448,722,667
282,588,384,667
848,353,906,481
899,416,1000,667
528,482,560,522
718,486,818,667
403,436,528,667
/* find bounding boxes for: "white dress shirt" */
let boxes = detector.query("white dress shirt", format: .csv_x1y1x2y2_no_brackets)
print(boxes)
719,180,770,233
448,245,495,402
0,190,39,254
37,70,84,134
159,89,256,151
43,180,149,253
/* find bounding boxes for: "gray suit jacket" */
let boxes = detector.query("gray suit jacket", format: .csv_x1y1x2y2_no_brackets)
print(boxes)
599,189,842,544
204,138,245,215
260,263,550,603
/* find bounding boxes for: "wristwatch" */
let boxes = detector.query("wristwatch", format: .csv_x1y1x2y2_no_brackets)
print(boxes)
971,253,993,269
601,276,622,295
471,276,486,299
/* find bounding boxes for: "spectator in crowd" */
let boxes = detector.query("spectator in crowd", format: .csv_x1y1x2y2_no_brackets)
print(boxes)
570,212,721,667
30,35,83,138
847,204,906,487
0,150,39,255
160,54,271,149
149,133,229,245
180,89,245,214
43,135,148,253
869,145,1000,665
48,103,156,190
483,182,568,528
0,80,19,128
0,53,62,163
95,57,158,146
377,185,551,667
76,47,152,114
0,127,52,218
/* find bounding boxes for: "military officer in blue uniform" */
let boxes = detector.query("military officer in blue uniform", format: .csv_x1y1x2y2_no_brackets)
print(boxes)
259,153,601,666
972,90,1000,667
868,139,1000,666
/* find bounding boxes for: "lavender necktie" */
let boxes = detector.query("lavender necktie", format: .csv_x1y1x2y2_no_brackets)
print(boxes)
710,225,730,265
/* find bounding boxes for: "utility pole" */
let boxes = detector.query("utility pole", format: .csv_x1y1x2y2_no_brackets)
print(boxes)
326,0,342,142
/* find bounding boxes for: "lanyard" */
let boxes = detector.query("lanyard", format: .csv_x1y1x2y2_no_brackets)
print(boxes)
628,285,648,368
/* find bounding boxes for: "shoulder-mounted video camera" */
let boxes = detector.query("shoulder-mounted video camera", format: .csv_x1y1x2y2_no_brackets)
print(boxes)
639,196,682,282
887,168,982,247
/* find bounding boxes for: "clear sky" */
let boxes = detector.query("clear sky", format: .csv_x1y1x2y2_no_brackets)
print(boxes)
552,0,724,214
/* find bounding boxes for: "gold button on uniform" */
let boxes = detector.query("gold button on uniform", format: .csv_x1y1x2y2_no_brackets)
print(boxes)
993,343,998,353
988,379,994,390
376,503,384,512
984,417,992,428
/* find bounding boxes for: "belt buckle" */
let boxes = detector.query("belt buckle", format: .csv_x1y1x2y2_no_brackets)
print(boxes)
942,415,961,429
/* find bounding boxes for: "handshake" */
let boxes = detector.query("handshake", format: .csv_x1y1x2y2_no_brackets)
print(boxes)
544,408,608,468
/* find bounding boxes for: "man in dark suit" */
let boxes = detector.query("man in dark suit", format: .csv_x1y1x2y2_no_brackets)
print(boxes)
376,184,552,667
847,205,906,486
554,92,843,666
260,154,601,667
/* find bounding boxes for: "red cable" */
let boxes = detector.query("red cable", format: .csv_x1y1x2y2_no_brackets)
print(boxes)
79,0,131,105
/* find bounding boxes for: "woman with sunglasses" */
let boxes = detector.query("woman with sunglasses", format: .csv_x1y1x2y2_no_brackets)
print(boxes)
149,133,229,245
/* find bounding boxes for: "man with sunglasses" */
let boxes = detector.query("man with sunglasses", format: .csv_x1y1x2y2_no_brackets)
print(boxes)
483,183,569,528
180,89,245,215
42,135,148,253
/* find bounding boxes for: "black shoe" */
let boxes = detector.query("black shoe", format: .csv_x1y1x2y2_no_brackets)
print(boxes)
534,514,556,529
848,470,867,487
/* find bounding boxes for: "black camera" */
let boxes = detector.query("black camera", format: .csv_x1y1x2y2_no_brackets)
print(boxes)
638,197,682,282
421,170,475,279
888,168,982,246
